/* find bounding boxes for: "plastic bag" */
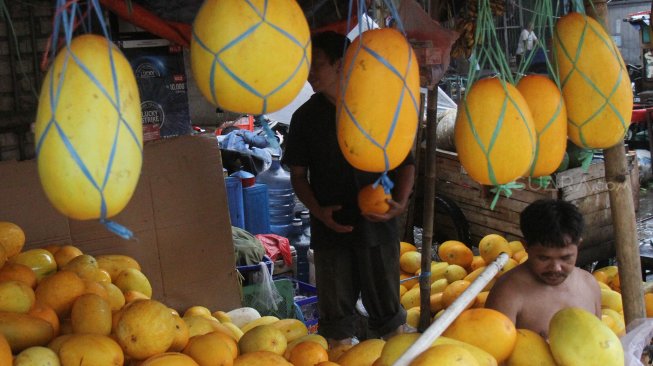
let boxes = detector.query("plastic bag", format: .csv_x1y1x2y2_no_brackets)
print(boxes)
398,0,460,89
622,318,653,366
251,262,283,313
256,234,293,266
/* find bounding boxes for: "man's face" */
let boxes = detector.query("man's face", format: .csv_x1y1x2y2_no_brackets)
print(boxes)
526,242,578,286
308,48,340,94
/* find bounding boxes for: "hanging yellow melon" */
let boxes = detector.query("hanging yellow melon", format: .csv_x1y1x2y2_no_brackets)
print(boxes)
554,12,632,149
454,78,536,186
191,0,311,114
516,75,568,177
34,34,142,221
337,28,420,173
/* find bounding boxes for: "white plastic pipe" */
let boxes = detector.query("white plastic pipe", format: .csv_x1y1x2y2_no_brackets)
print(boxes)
392,252,510,366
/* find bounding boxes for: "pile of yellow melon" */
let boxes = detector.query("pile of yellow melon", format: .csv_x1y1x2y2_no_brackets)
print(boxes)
399,234,526,327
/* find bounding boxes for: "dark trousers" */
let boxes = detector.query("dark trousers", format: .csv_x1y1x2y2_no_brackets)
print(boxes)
313,242,406,340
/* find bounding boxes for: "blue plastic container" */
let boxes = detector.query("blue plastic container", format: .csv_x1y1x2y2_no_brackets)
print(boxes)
224,177,245,229
243,184,271,235
256,155,296,236
289,218,310,283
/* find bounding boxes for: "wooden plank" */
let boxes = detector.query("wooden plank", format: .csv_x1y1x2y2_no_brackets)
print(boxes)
569,192,611,214
561,178,610,201
454,195,522,226
463,208,523,238
583,224,614,246
583,209,613,229
553,162,606,188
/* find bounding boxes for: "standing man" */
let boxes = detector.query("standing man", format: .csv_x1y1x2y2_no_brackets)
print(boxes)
282,31,416,347
485,199,602,339
515,22,538,66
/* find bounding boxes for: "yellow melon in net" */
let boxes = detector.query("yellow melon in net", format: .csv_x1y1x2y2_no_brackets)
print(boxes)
337,28,420,173
454,78,536,186
34,34,142,221
191,0,311,114
516,75,568,178
554,12,632,149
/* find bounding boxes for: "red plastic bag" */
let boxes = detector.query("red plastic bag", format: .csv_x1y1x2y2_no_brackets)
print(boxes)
398,0,459,89
256,234,293,266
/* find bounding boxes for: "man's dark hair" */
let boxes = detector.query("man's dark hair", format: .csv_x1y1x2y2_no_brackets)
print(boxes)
520,199,584,247
311,31,350,64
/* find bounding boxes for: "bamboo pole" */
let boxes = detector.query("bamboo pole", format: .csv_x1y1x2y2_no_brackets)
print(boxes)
394,253,510,366
418,88,438,331
585,0,646,325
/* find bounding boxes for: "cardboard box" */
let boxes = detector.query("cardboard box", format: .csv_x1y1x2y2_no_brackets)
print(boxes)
0,135,242,312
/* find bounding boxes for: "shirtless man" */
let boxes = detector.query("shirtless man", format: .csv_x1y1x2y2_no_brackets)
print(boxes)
485,199,602,339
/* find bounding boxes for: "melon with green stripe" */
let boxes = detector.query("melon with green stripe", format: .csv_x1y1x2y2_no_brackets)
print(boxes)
516,75,568,178
34,34,142,220
191,0,311,115
337,28,420,173
454,77,536,186
554,12,632,149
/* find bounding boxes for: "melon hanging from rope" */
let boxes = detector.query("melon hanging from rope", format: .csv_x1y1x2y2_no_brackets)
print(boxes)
191,0,311,115
34,34,143,221
454,78,536,186
554,12,632,149
337,28,420,173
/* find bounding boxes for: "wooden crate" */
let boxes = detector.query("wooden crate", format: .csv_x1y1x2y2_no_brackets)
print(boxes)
428,149,639,267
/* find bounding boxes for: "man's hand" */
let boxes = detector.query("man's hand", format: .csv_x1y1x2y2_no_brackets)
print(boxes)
362,198,406,222
314,205,354,233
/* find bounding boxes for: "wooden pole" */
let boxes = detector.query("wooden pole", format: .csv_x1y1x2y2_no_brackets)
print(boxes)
418,87,438,331
585,0,646,325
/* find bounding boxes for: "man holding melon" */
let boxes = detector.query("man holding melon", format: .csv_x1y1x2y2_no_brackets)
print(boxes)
485,199,602,339
283,31,416,347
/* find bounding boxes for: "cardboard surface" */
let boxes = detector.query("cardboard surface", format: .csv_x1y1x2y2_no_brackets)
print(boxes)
0,135,242,312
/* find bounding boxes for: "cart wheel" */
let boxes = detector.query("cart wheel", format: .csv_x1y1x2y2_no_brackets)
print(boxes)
434,194,471,246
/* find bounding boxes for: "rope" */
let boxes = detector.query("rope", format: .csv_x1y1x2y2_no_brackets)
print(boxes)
529,175,553,189
37,0,139,240
489,182,525,210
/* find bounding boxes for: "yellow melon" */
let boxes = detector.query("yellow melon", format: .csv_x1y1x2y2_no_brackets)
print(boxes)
59,334,124,366
410,344,479,366
0,222,25,258
554,12,632,149
284,334,328,360
238,324,287,355
100,282,125,311
141,352,200,366
0,333,12,365
234,350,292,366
10,249,57,282
53,245,83,269
337,338,386,366
454,78,535,185
549,307,623,365
34,34,142,220
269,318,308,343
0,262,37,289
182,331,234,366
191,0,310,114
0,311,54,352
27,302,60,337
400,252,422,274
0,279,35,313
506,328,556,366
442,308,516,364
478,234,511,264
61,254,99,281
34,270,86,317
115,299,176,360
288,341,329,366
358,184,391,214
14,346,61,366
516,74,568,178
114,268,153,298
70,293,112,335
377,333,421,366
46,334,74,354
337,28,419,173
434,336,498,366
95,254,141,281
168,314,190,352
